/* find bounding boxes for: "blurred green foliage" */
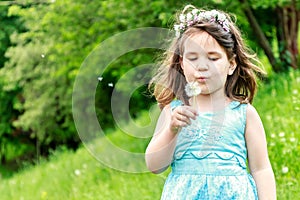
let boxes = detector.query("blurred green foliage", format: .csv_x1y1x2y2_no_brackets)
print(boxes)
0,0,298,166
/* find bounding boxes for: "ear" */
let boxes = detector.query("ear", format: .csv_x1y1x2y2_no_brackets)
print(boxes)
228,58,237,75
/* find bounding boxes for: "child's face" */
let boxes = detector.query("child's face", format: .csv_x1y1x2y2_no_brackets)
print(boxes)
180,31,236,96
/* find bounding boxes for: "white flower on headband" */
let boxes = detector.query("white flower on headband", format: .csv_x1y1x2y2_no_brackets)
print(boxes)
218,13,226,21
174,8,230,37
186,13,193,21
210,10,219,18
185,81,201,97
179,14,186,23
192,9,198,15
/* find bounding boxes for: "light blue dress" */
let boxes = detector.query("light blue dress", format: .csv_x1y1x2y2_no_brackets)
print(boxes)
161,100,258,200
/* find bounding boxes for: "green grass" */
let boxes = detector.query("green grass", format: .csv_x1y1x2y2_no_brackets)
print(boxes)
254,69,300,199
0,70,299,199
0,145,167,200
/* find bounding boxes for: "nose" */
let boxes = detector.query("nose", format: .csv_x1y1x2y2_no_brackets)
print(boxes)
191,55,209,71
194,61,208,71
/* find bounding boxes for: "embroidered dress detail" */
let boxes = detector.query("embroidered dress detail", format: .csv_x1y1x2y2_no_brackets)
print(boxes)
161,100,258,200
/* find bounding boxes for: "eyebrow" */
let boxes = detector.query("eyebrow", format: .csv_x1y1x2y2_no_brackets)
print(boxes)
207,51,222,56
185,51,222,56
185,52,198,56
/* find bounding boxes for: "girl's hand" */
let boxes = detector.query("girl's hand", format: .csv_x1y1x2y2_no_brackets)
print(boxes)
170,105,198,133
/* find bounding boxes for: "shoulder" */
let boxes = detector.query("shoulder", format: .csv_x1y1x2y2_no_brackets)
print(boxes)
157,102,172,121
154,102,173,134
245,104,265,136
157,99,183,120
231,102,259,119
246,104,261,120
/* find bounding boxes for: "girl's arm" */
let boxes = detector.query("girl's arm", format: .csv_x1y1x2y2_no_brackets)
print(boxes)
145,104,197,173
245,104,277,200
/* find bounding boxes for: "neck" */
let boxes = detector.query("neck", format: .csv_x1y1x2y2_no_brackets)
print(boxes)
194,93,230,112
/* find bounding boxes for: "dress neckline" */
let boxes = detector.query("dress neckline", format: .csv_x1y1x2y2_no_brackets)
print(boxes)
196,100,241,115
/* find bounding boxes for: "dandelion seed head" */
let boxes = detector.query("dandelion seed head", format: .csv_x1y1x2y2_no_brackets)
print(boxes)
185,82,201,97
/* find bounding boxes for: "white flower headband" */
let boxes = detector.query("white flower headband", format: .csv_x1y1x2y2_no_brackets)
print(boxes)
174,8,230,37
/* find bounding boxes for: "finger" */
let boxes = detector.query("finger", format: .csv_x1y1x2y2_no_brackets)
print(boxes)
177,120,190,128
174,114,191,125
183,106,198,116
171,112,189,125
172,110,193,127
175,106,197,120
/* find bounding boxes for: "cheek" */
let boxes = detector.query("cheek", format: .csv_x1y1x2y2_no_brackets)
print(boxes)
182,60,192,73
214,60,230,74
211,65,229,82
181,65,194,82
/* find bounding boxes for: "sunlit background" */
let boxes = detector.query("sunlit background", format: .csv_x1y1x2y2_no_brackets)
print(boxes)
0,0,299,199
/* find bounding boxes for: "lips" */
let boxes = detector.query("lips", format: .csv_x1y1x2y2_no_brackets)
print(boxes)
197,76,208,83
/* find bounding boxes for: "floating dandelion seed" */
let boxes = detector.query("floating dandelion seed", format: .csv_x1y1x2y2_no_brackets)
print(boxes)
41,54,45,58
108,83,114,87
98,77,103,81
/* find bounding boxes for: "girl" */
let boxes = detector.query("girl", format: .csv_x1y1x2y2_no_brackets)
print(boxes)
145,5,276,200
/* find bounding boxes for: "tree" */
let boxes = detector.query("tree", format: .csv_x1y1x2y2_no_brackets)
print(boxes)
238,0,300,72
0,4,26,164
0,0,183,162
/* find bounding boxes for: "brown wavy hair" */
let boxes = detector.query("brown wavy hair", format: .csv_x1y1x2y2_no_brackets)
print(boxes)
149,5,265,109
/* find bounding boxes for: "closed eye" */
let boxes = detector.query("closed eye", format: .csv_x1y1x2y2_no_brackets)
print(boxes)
187,57,198,61
207,51,222,61
208,57,219,61
184,52,198,61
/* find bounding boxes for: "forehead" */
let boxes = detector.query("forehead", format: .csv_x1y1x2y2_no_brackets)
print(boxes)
183,31,225,54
